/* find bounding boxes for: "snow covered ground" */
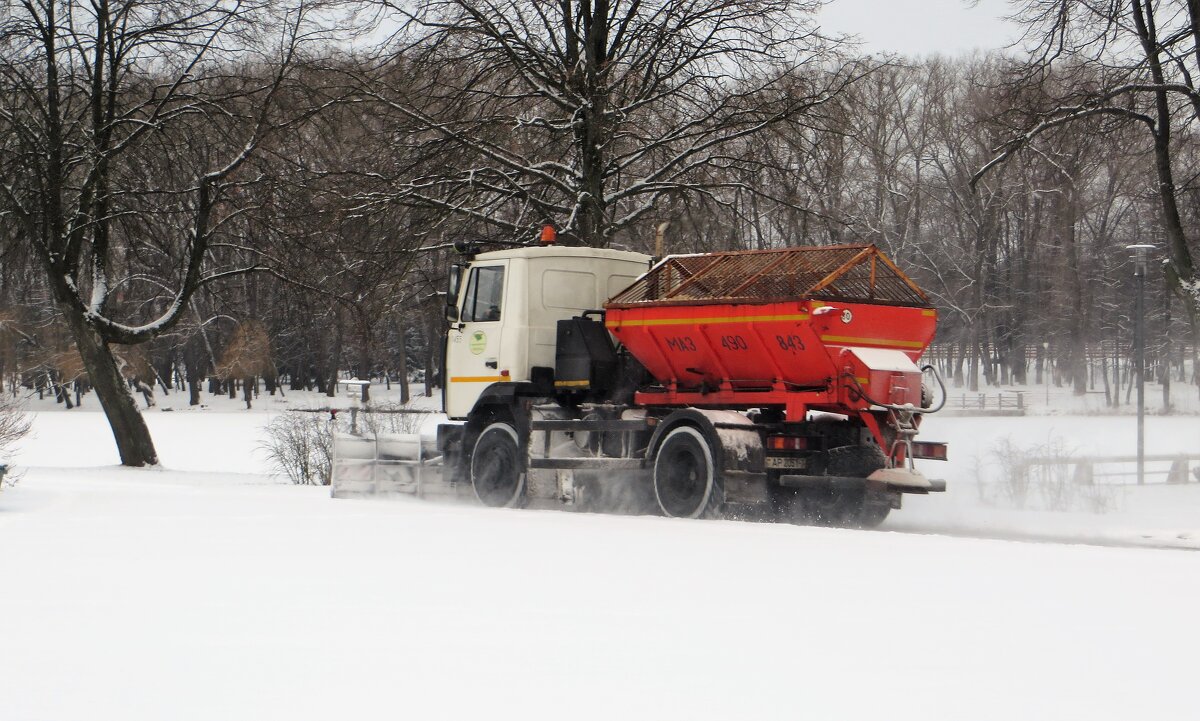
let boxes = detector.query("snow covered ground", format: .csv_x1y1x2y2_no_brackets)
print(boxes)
1,389,1199,720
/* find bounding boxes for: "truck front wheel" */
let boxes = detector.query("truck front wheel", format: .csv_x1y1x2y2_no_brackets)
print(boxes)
470,422,526,508
653,426,723,519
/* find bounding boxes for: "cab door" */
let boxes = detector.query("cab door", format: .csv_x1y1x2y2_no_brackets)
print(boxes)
445,261,510,419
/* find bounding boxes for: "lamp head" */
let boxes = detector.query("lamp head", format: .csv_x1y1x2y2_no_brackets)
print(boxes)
1126,243,1155,274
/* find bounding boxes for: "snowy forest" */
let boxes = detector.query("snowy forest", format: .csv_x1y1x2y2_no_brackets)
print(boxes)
3,1,1200,463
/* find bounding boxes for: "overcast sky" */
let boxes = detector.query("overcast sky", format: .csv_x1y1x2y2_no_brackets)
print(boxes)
818,0,1021,57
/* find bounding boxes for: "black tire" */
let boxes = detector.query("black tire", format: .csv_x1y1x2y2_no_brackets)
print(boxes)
814,444,892,529
652,426,723,519
768,482,803,524
470,422,526,508
850,499,893,529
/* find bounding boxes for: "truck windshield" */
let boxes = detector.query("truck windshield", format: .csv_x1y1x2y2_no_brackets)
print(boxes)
462,265,505,322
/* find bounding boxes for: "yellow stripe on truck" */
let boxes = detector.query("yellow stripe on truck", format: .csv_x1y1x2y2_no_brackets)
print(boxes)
449,376,509,383
607,313,810,328
819,335,925,349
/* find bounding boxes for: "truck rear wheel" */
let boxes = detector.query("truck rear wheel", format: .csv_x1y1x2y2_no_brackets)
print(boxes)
470,422,526,508
813,444,892,529
772,445,894,529
653,426,723,519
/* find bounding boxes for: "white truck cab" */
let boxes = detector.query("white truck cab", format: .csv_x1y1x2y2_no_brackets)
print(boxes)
444,244,651,419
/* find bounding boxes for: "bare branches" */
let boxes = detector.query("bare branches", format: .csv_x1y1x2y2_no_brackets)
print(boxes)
0,0,353,464
0,0,343,345
972,103,1155,188
997,0,1200,313
0,391,31,462
361,0,854,247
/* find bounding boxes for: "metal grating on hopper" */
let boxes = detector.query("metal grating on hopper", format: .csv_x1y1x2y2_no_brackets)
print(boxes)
607,244,931,308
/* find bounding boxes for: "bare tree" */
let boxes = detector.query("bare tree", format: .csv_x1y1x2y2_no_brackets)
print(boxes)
249,85,439,402
365,0,865,247
0,1,329,465
977,0,1200,317
0,389,31,463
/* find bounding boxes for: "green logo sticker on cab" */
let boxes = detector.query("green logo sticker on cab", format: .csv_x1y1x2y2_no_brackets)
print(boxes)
469,331,487,355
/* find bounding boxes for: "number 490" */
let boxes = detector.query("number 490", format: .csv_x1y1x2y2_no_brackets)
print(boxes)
720,335,748,351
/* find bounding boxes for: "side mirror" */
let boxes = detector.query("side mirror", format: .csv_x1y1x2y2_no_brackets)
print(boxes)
445,304,460,323
447,264,463,304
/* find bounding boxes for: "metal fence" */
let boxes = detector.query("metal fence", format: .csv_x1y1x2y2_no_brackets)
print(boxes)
1019,454,1200,486
943,391,1026,415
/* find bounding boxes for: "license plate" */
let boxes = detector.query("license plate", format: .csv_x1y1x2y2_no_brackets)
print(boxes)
765,456,807,470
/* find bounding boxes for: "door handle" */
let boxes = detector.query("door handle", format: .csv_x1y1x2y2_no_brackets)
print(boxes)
485,360,498,369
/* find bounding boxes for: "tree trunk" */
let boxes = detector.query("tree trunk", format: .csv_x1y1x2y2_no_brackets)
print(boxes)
1112,329,1121,409
328,309,344,398
1058,181,1089,396
1190,315,1200,402
1131,4,1200,368
156,353,173,395
574,3,611,247
357,313,372,404
424,308,440,397
954,335,967,387
53,374,73,409
395,317,410,404
1100,355,1111,406
967,329,981,392
63,312,159,466
1160,282,1171,412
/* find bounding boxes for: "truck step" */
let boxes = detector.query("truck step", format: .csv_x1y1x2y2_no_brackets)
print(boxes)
530,419,649,432
529,457,645,470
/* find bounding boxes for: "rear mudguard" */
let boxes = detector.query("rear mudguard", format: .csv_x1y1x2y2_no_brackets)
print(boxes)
646,409,767,504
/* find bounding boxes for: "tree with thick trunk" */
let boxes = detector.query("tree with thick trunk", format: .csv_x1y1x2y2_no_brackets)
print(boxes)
0,0,324,465
367,0,866,247
977,1,1200,320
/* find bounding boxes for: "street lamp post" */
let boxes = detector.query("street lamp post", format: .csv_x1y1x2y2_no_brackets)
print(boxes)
1127,243,1154,486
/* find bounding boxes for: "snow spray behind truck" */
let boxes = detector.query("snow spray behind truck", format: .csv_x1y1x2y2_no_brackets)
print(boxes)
332,233,948,527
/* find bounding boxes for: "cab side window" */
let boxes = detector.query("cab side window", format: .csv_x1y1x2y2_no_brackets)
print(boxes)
462,266,505,322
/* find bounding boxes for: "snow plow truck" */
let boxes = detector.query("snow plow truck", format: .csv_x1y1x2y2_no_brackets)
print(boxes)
331,232,948,528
